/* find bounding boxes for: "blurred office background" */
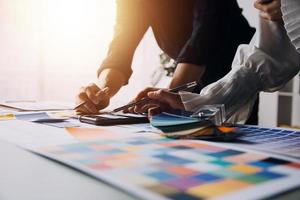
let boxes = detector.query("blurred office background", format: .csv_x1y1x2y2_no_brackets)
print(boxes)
0,0,299,127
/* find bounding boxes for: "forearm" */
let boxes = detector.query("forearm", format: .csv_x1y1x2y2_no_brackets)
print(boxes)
98,68,127,98
180,17,300,123
169,63,205,89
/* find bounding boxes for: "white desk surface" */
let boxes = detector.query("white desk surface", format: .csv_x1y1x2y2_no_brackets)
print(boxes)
1,141,300,200
0,117,300,200
0,140,137,200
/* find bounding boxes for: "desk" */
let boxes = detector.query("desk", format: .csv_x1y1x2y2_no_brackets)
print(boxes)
0,120,300,200
0,140,137,200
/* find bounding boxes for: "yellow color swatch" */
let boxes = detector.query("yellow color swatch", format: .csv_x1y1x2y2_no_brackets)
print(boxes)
188,179,250,198
229,164,262,174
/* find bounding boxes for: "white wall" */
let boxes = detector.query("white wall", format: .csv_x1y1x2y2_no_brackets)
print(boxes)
0,1,282,126
0,0,116,102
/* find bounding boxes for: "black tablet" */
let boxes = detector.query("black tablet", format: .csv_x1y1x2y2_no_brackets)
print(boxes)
79,113,149,126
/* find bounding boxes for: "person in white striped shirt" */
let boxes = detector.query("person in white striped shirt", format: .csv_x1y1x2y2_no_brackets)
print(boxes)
130,0,300,124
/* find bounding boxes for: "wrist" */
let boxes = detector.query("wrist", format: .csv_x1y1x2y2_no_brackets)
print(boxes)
97,68,126,97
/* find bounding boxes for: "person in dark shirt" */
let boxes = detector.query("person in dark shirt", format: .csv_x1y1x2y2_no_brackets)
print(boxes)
75,0,256,122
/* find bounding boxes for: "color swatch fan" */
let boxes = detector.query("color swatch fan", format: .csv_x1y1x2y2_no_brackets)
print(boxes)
150,109,240,141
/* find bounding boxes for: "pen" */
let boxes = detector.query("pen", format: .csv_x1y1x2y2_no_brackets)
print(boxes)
113,81,198,113
74,102,86,110
0,113,15,120
74,87,109,110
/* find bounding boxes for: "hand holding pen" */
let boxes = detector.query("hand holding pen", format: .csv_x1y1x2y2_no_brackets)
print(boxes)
75,84,110,114
75,81,197,114
122,81,197,114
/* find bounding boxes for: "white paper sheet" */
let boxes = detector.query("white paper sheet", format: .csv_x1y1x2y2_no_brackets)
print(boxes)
0,120,77,148
0,101,74,111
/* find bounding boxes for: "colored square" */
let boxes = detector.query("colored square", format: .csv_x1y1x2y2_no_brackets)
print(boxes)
210,159,233,167
248,161,275,168
260,158,290,165
169,145,194,150
167,192,202,200
183,142,226,152
224,153,267,164
124,145,144,151
165,177,203,190
207,150,244,158
229,164,262,174
237,174,270,184
161,141,183,147
191,173,222,182
187,179,250,198
110,152,139,159
64,145,93,153
210,169,243,178
154,154,193,165
167,166,199,176
255,171,285,179
145,184,179,195
146,171,177,181
120,173,158,186
90,144,114,151
128,140,151,145
187,162,222,172
133,158,163,167
102,149,124,154
104,159,136,168
169,150,215,162
89,162,111,171
287,163,300,169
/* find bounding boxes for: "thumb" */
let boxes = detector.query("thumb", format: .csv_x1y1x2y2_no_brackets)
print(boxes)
148,90,174,104
148,89,184,110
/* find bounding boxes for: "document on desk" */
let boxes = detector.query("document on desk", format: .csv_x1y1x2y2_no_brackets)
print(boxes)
36,133,300,200
0,118,153,149
0,120,77,149
0,101,74,111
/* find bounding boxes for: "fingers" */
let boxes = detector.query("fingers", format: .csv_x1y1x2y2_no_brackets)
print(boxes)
85,84,109,105
147,90,184,110
126,89,184,114
76,88,99,114
134,102,157,114
259,10,282,21
254,0,282,21
124,87,161,113
134,87,160,101
148,106,162,118
123,100,136,113
75,84,110,114
124,98,153,114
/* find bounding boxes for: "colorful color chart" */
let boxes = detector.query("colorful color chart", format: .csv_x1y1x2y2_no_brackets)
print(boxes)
236,125,300,159
40,135,300,200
